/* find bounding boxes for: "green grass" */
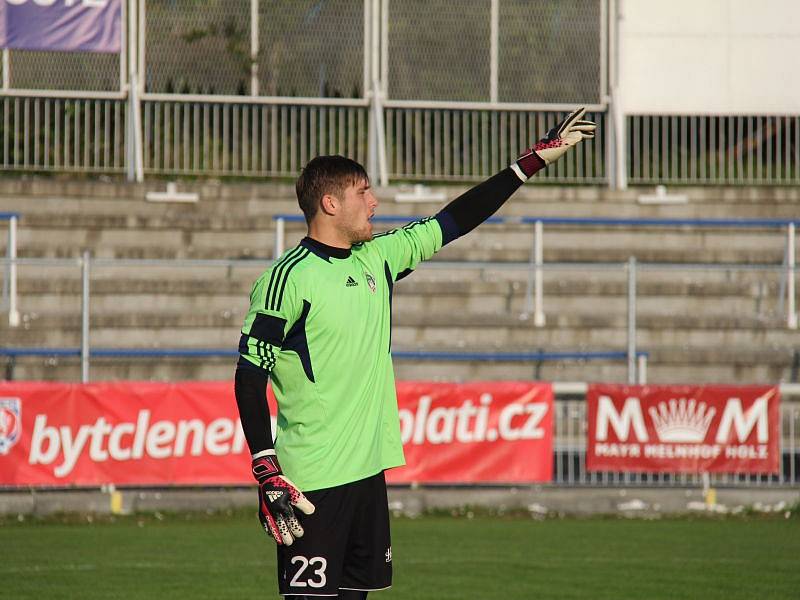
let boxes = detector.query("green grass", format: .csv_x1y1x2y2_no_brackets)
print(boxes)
2,511,798,599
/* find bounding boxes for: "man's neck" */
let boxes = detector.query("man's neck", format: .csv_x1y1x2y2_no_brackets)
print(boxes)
306,225,351,249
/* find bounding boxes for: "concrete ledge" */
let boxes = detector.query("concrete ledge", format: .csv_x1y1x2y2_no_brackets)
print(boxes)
1,486,797,518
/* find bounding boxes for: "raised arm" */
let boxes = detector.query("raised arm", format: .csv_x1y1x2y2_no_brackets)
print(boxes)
436,107,596,245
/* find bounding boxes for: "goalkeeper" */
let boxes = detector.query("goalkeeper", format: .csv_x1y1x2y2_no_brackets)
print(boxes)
235,108,595,599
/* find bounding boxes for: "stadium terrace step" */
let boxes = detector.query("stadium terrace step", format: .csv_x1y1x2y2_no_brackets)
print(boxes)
2,178,799,384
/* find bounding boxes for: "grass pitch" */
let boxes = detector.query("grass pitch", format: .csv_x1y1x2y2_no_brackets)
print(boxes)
2,510,798,600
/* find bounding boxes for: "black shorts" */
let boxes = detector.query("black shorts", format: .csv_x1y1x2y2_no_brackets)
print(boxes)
277,471,392,597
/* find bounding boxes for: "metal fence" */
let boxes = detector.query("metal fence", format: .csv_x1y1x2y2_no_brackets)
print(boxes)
627,115,800,185
552,392,800,487
0,95,127,173
384,107,606,182
140,96,370,177
0,1,798,186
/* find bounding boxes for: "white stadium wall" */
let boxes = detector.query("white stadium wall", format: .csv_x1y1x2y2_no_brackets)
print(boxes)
619,0,800,114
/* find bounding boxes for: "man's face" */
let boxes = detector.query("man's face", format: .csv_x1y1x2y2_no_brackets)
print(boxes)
337,179,377,244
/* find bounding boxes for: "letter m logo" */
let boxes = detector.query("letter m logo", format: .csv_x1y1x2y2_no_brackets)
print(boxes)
595,396,648,442
715,391,773,444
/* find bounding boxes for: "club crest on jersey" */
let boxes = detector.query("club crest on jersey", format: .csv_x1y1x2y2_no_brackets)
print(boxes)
365,272,376,294
0,398,21,455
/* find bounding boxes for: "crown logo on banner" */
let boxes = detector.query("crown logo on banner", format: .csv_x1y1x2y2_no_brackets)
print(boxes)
648,398,716,443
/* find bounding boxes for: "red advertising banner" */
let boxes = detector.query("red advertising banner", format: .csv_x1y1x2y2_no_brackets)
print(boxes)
586,384,780,474
388,381,553,484
0,381,251,487
0,380,553,487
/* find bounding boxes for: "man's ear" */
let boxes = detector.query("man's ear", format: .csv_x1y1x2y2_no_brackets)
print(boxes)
320,193,338,216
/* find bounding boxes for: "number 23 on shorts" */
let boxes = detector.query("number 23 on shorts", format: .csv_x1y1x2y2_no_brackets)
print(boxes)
289,555,328,589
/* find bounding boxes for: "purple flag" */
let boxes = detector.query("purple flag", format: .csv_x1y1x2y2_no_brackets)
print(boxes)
0,0,121,53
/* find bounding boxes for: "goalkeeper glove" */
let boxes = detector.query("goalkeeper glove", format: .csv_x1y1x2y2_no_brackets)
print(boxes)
252,452,315,546
513,107,597,179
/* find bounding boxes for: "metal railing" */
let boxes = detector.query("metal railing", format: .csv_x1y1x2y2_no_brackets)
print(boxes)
0,347,648,386
0,94,127,173
274,214,800,332
551,383,800,487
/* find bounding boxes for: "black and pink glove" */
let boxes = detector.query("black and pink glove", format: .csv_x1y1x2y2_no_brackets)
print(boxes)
513,107,597,179
252,451,315,545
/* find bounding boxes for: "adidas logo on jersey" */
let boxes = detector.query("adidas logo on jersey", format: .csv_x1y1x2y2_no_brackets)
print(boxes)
345,276,358,287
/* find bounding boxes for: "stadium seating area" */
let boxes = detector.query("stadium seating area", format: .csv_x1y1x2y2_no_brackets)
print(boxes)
1,177,798,384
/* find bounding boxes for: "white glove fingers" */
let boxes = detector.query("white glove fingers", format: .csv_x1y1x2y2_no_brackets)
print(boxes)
558,107,585,135
276,515,294,546
286,515,305,539
293,494,316,515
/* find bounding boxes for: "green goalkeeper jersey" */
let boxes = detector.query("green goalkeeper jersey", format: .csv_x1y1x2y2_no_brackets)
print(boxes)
239,218,443,491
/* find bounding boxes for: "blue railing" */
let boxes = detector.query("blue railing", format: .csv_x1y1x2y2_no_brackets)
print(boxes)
0,347,648,382
273,213,800,228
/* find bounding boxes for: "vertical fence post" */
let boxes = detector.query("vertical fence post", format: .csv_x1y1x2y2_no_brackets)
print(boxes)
381,0,388,98
120,0,128,92
8,215,19,327
250,0,259,96
627,256,637,384
367,0,377,180
126,0,144,182
274,217,285,259
81,251,91,384
363,0,371,102
2,49,9,89
637,353,647,384
489,0,498,103
127,73,144,182
368,0,387,186
522,220,544,324
533,220,545,326
607,0,626,190
788,222,797,329
138,0,146,96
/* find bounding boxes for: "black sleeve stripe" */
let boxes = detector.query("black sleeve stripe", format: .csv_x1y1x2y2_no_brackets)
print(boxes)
249,313,287,346
396,268,415,281
265,245,304,310
270,248,310,311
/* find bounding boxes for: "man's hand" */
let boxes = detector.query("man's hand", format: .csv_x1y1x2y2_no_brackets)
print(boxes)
252,453,315,545
514,107,597,178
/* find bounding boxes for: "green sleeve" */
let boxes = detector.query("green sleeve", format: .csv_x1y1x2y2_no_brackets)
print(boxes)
371,217,443,279
239,269,301,372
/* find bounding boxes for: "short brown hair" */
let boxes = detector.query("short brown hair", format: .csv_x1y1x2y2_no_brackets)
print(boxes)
295,155,369,223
